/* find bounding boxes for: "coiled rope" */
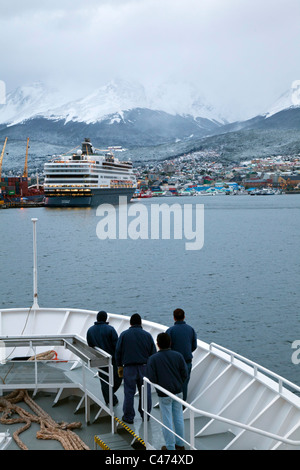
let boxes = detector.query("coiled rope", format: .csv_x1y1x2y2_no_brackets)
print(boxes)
0,390,90,450
28,350,57,361
0,351,90,450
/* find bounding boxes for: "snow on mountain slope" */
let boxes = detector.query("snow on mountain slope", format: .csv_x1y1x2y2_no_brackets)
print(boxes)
2,79,299,129
0,79,226,126
265,80,300,118
0,82,67,126
147,80,227,123
43,79,148,124
41,79,227,124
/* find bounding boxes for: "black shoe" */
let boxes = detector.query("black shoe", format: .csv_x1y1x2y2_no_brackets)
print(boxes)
122,416,134,424
175,444,185,450
105,396,119,407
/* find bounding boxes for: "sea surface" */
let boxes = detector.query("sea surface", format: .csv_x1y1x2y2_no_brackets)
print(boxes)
0,194,299,387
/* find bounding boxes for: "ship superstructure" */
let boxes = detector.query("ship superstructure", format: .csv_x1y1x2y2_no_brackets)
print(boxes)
44,139,136,207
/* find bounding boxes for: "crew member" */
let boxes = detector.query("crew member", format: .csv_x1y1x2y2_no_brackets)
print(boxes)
115,313,156,424
147,332,188,450
86,310,122,406
166,308,197,401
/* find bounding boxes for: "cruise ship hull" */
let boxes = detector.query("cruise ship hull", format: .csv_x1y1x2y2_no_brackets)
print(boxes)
44,187,136,207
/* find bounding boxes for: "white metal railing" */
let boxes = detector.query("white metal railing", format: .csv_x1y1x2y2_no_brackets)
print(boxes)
0,335,115,431
142,378,196,450
209,342,300,396
93,346,115,430
142,377,300,450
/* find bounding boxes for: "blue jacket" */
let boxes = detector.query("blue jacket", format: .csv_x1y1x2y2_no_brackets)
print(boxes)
147,349,188,397
115,325,156,367
86,321,118,358
166,321,197,362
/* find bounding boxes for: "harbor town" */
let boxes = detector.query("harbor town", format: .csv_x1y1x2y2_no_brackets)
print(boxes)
1,149,300,209
134,152,300,196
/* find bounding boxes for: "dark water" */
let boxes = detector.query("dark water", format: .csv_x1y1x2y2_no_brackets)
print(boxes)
0,195,299,386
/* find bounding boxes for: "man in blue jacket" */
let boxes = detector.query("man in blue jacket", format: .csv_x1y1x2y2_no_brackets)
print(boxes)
115,313,156,424
86,311,122,406
147,332,188,450
166,308,197,401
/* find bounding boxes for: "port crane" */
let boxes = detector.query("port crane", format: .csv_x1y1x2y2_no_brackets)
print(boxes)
23,137,29,178
0,137,8,179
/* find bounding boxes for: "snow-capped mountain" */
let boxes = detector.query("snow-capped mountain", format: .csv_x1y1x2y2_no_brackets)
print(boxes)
265,80,300,117
0,82,67,126
146,80,227,124
0,79,226,126
1,80,300,172
0,79,228,159
1,79,300,130
43,79,149,124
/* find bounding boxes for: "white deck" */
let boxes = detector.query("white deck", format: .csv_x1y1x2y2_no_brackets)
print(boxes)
1,307,300,450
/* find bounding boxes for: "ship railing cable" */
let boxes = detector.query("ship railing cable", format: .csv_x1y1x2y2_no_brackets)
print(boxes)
0,306,33,384
209,342,300,396
60,146,80,156
142,377,300,450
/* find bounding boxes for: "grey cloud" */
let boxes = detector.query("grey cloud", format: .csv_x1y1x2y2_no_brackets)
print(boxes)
0,0,300,120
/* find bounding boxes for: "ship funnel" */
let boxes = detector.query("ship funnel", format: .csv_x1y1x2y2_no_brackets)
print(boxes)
82,138,94,155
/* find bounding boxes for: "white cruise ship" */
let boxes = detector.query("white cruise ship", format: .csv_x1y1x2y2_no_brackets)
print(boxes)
44,139,137,207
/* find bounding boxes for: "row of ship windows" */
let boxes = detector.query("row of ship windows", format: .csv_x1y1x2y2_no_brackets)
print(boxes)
45,174,132,178
47,162,131,166
47,162,130,167
44,179,134,185
45,185,99,188
44,178,131,182
45,185,133,190
45,178,99,182
45,168,132,174
44,181,130,186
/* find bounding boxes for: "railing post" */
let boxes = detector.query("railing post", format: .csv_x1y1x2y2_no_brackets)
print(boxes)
143,382,148,448
189,408,195,450
82,360,90,424
31,218,39,309
33,342,38,392
108,357,114,433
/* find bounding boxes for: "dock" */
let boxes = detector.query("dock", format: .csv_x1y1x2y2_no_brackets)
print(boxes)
0,201,44,209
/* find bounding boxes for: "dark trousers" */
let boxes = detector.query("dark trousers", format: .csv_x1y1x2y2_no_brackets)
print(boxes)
182,362,192,402
123,364,152,421
98,360,122,405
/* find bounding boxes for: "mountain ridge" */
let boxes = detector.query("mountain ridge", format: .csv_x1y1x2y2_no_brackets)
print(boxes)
0,79,228,127
0,80,299,172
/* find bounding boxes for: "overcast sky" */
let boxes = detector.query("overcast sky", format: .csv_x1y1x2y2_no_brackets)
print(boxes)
0,0,299,120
